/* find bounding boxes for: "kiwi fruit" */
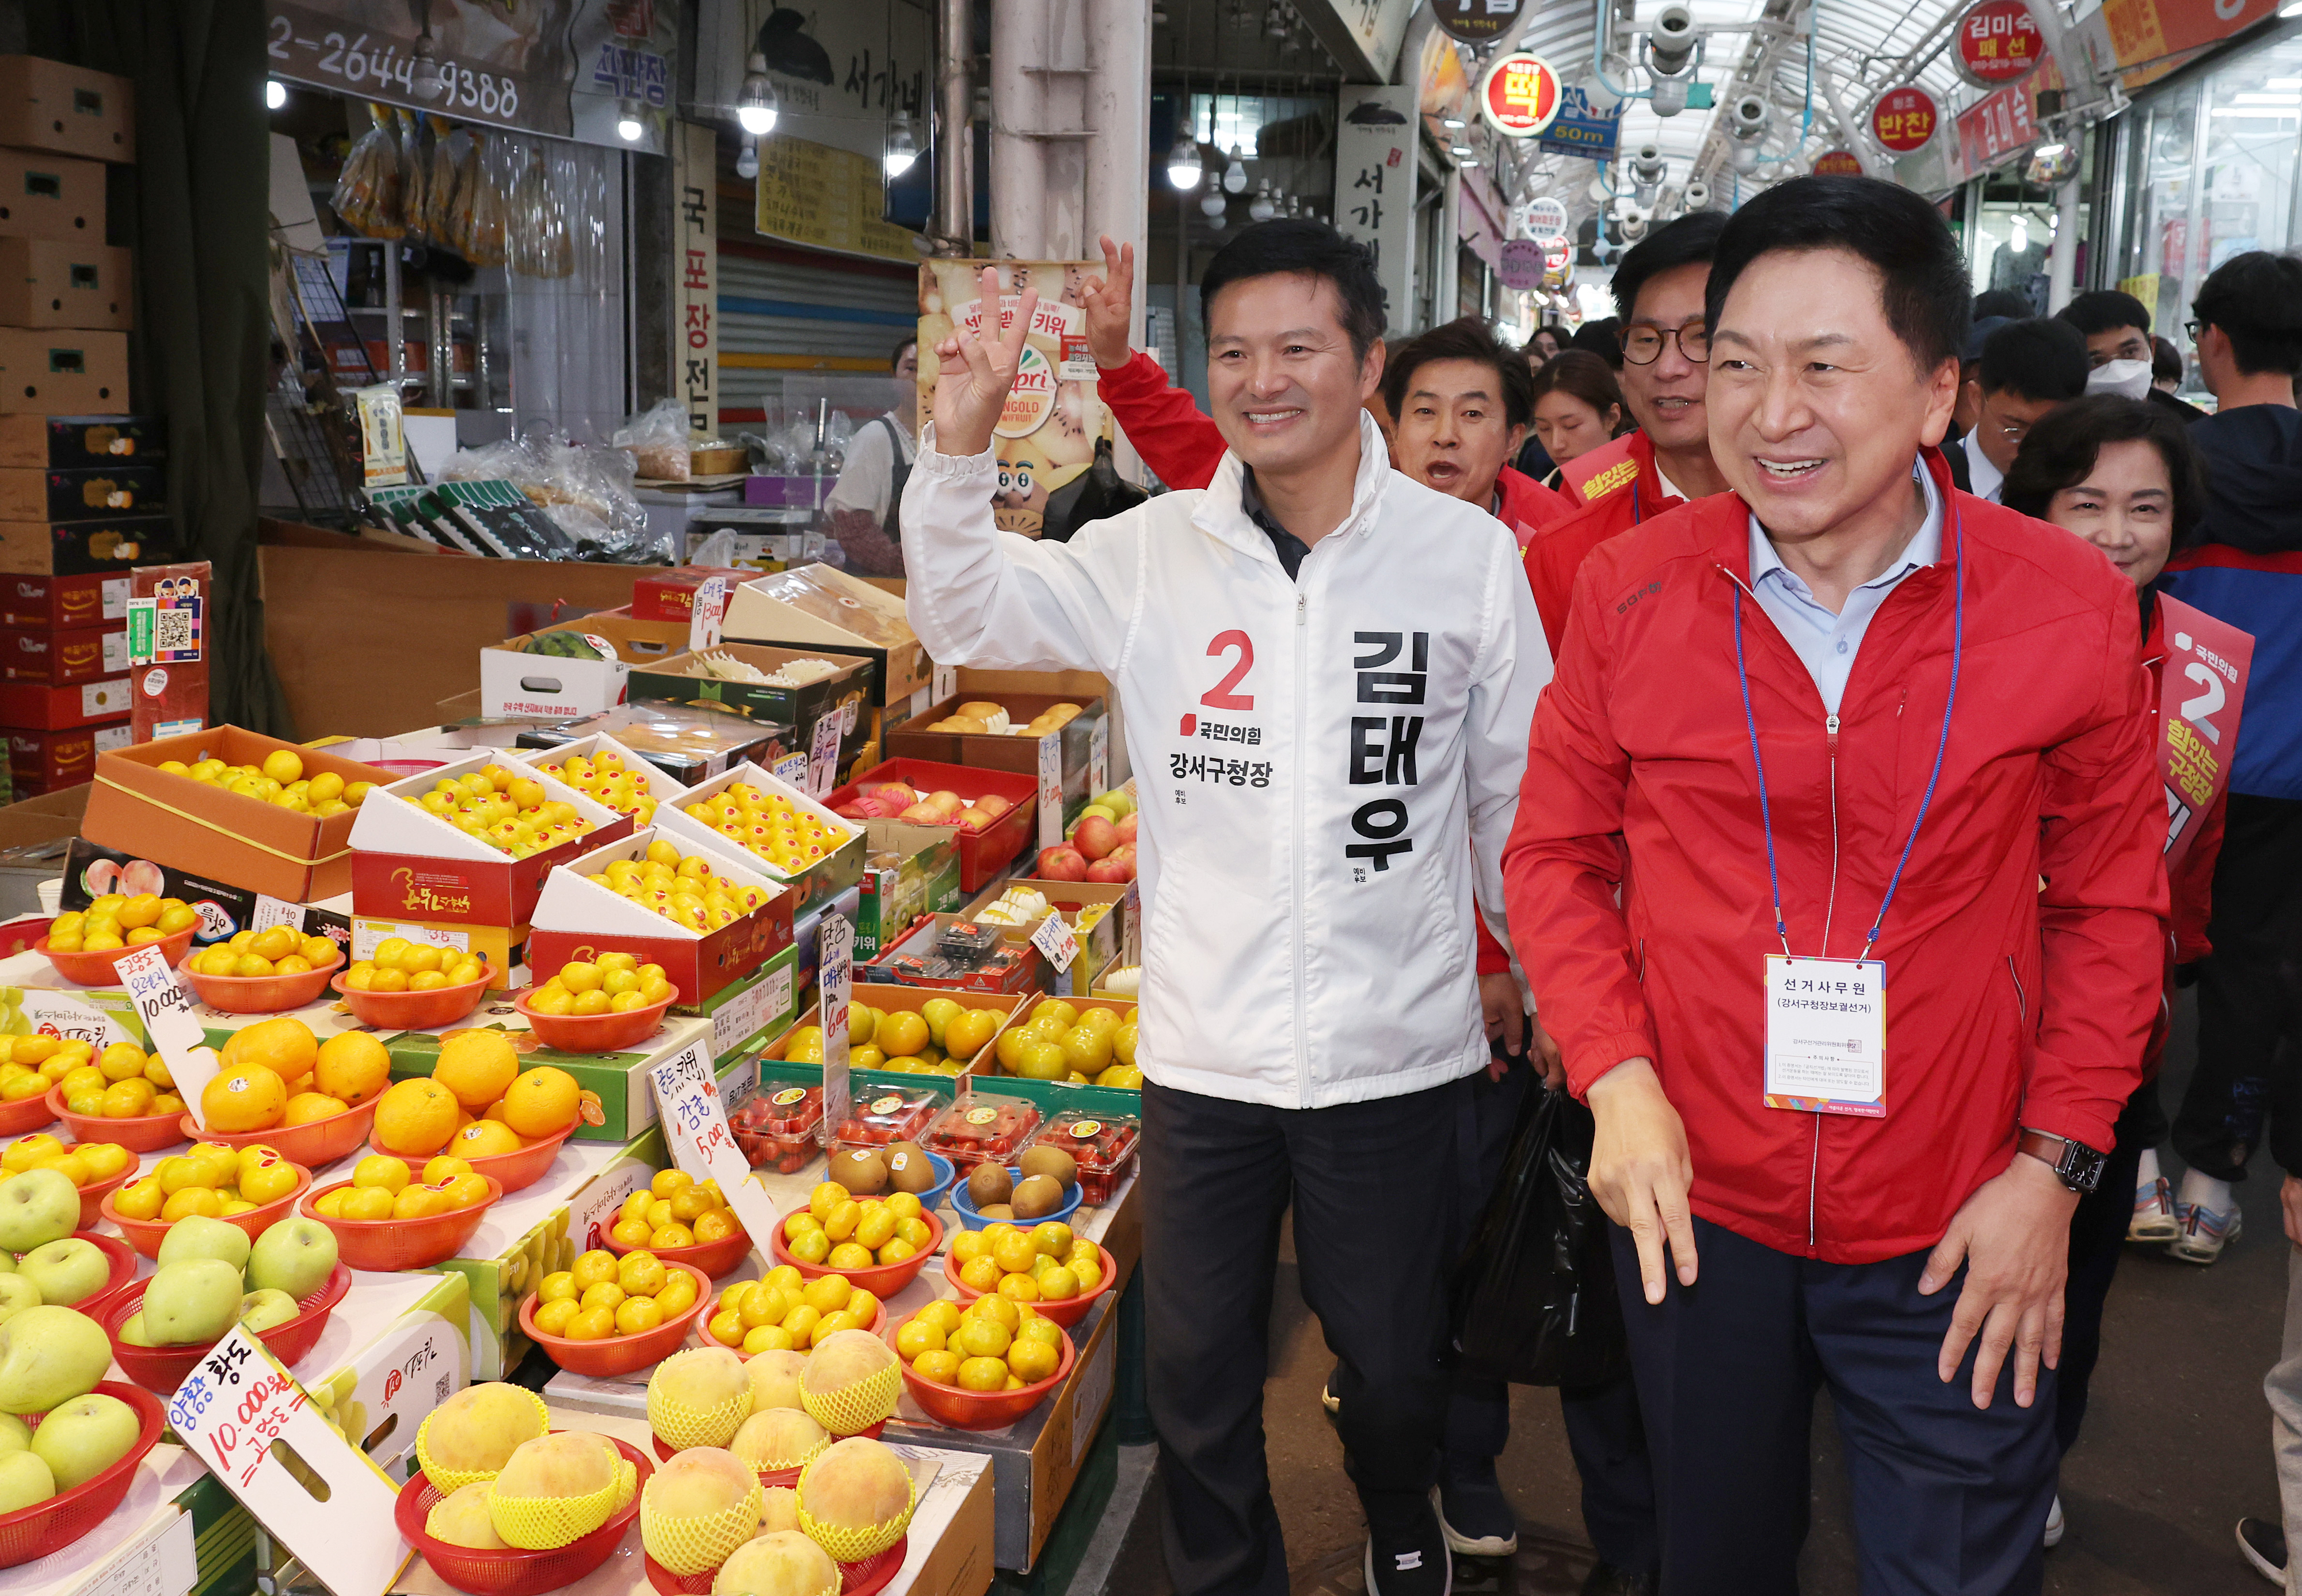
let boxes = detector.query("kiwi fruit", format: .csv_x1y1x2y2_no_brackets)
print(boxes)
830,1147,888,1195
1011,1174,1064,1219
1018,1145,1077,1189
883,1141,934,1194
967,1162,1013,1209
977,1203,1014,1220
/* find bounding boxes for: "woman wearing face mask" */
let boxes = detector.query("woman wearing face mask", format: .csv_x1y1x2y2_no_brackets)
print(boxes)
2003,394,2236,1545
1513,351,1629,489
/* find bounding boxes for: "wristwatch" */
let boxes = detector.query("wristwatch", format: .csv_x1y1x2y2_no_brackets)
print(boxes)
2018,1128,2108,1193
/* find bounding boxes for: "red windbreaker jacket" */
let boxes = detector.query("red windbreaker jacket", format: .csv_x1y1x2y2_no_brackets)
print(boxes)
1503,452,2167,1263
1523,432,1686,655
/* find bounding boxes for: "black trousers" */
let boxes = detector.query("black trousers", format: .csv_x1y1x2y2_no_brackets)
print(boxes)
2172,793,2302,1182
2055,1080,2154,1456
1611,1217,2059,1596
1143,1076,1465,1596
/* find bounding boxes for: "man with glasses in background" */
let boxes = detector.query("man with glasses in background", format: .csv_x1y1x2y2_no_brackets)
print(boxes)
1952,318,2090,504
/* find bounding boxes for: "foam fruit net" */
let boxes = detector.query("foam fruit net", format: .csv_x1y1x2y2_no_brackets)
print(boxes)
642,1477,764,1576
796,1458,917,1563
415,1389,552,1494
486,1458,638,1551
743,1428,829,1473
799,1361,902,1437
649,1356,757,1451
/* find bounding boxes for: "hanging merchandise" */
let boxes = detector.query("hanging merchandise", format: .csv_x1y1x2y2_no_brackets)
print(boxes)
509,140,575,281
421,116,462,246
330,102,407,238
459,128,507,266
395,109,428,244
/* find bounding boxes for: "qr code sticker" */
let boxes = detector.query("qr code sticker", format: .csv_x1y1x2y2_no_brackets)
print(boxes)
154,607,196,656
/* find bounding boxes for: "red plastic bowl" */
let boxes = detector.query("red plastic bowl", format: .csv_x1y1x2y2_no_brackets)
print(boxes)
889,1315,1074,1430
178,947,345,1014
101,1161,313,1260
177,1098,378,1168
769,1208,942,1298
512,986,679,1053
642,1536,906,1596
330,967,497,1031
395,1433,651,1596
47,1087,185,1155
370,1119,574,1196
0,1092,56,1137
301,1175,502,1270
941,1237,1115,1330
33,925,197,987
99,1264,351,1395
9,1228,139,1316
0,1383,166,1568
54,1155,135,1231
519,1261,712,1377
606,1223,754,1281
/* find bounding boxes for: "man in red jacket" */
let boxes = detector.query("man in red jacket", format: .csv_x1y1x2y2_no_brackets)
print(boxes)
1503,176,2166,1593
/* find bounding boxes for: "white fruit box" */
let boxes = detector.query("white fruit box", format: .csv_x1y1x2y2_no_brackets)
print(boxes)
721,562,933,708
276,1267,470,1472
508,731,694,806
649,759,867,915
478,639,631,721
345,749,630,928
527,824,794,1008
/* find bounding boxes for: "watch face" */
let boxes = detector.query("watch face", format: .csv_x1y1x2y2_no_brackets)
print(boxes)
2063,1142,2107,1192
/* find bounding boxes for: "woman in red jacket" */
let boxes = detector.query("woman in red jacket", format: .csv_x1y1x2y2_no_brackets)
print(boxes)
2002,392,2225,1547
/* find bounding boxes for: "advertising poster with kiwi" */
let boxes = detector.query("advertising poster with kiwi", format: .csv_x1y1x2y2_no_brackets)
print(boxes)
917,261,1114,538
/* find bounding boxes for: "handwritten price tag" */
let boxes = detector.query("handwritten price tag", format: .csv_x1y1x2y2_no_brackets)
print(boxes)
249,896,304,935
820,913,853,1144
646,1041,779,1255
774,752,810,789
168,1329,411,1596
810,714,842,799
688,576,731,651
1088,718,1109,798
1036,733,1064,850
113,944,218,1126
1030,913,1080,974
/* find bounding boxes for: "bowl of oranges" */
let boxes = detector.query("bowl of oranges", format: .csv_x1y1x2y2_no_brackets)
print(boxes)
604,1169,753,1280
942,1222,1112,1330
768,1181,943,1298
514,958,680,1053
36,895,199,985
178,925,346,1013
303,1152,504,1270
184,1022,388,1167
699,1266,886,1358
0,1132,137,1228
102,1140,311,1259
45,1041,191,1152
368,1043,589,1195
331,936,496,1030
521,1249,711,1377
887,1296,1074,1430
0,1034,101,1134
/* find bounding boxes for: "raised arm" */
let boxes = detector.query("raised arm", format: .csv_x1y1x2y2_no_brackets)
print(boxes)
1083,238,1228,492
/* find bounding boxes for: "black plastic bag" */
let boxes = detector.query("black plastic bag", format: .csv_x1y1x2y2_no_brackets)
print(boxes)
1449,1083,1629,1390
1038,437,1148,543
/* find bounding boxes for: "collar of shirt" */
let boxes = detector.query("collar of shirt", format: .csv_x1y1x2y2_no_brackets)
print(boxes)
1239,468,1313,581
1746,455,1943,715
1653,462,1687,504
1960,433,2003,502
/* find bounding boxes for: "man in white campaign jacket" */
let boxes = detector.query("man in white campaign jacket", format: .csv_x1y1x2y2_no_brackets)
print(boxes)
902,222,1549,1596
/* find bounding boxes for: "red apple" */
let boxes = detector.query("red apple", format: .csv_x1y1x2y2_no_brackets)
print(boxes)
900,801,946,824
974,794,1014,821
1114,812,1138,844
954,807,993,832
874,782,918,809
1108,843,1137,882
1072,816,1119,861
1086,858,1130,883
1036,845,1090,882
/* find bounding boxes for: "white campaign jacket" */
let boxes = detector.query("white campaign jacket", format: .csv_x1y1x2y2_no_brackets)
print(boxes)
901,412,1551,1109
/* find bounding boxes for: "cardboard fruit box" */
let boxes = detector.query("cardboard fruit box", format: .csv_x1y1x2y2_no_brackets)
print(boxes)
887,692,1107,815
0,413,163,470
0,567,128,627
0,55,135,163
857,817,965,958
80,725,400,902
0,237,132,330
757,981,1025,1077
509,729,694,813
722,562,933,708
628,642,875,768
0,671,129,729
652,758,867,917
827,757,1038,896
968,877,1139,997
975,993,1141,1091
0,148,104,244
0,619,127,683
346,748,631,927
526,823,795,1008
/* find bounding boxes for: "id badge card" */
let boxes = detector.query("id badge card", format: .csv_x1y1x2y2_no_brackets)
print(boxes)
1763,955,1886,1117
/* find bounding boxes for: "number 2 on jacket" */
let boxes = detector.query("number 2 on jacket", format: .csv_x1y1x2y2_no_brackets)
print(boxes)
1203,631,1255,710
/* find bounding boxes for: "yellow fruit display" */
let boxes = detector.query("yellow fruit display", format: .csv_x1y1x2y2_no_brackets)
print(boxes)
531,751,658,822
895,1295,1064,1391
96,1134,295,1217
422,1382,548,1477
44,895,197,954
676,782,854,881
337,1153,491,1217
486,1431,631,1549
313,1031,392,1106
539,1249,692,1343
341,940,488,993
578,851,773,936
435,1030,521,1111
450,1119,523,1159
1,1133,129,1195
502,1066,582,1138
773,1179,927,1277
201,1066,287,1134
527,956,676,1018
374,1077,461,1156
406,763,596,860
619,1175,746,1259
953,1223,1101,1304
220,1016,320,1082
794,1437,914,1551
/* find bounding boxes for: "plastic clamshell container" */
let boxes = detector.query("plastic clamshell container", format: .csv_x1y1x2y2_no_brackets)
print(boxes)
34,924,196,985
177,1097,378,1167
300,1175,503,1270
768,1205,942,1297
941,1236,1112,1329
1023,1109,1139,1206
830,1086,941,1149
924,1094,1041,1170
177,947,345,1014
369,1119,574,1196
0,1384,166,1568
330,965,494,1030
99,1264,352,1395
888,1315,1074,1430
394,1433,652,1596
730,1084,821,1174
518,1260,712,1377
101,1161,312,1259
512,985,677,1053
47,1088,183,1153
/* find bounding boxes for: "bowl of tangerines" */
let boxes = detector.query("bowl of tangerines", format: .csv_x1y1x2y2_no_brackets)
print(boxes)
365,1029,592,1195
183,1018,392,1166
302,1151,503,1270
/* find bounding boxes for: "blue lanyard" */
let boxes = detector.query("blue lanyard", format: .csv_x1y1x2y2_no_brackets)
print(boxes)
1631,480,1642,524
1731,497,1964,961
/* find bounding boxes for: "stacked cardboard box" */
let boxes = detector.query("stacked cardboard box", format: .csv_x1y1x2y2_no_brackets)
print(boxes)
0,59,171,791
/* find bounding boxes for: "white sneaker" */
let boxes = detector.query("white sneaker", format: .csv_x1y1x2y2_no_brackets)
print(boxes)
2128,1175,2179,1243
2044,1495,2064,1549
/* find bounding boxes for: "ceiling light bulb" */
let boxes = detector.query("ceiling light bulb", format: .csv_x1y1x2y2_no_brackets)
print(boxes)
885,116,918,178
265,79,287,111
1249,180,1276,222
738,52,779,136
616,101,644,141
1224,146,1248,193
1168,132,1203,189
1441,113,1466,129
410,32,444,100
1201,189,1229,218
737,135,759,180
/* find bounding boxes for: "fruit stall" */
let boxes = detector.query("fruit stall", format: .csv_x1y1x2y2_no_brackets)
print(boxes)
0,559,1150,1596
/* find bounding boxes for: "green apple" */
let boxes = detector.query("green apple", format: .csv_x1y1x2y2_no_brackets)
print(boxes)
1063,804,1116,840
0,1170,79,1255
0,1449,51,1513
117,1313,151,1347
0,1412,30,1454
30,1391,138,1490
238,1289,299,1334
246,1217,336,1302
0,1305,112,1414
15,1239,108,1309
1092,788,1134,820
157,1215,250,1274
0,1277,38,1330
140,1259,242,1346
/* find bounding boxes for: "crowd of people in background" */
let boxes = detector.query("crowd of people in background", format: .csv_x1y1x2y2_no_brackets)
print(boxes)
899,182,2302,1596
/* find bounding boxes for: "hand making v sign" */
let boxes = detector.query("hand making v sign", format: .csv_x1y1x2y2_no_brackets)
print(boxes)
931,266,1041,459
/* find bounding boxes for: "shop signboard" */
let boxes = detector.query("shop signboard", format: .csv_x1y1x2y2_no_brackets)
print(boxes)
1956,60,2052,174
1812,150,1864,175
672,121,718,439
1542,240,1572,276
1524,196,1570,237
916,262,1114,538
1293,0,1422,83
2083,0,2281,86
1498,239,1546,291
1954,0,2046,88
266,0,676,153
755,135,919,264
1335,86,1419,330
1869,86,1939,153
1480,52,1564,139
696,0,929,166
1536,85,1625,161
1434,0,1525,45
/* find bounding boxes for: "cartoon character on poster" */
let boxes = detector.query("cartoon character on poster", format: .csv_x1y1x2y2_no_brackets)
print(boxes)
917,260,1113,535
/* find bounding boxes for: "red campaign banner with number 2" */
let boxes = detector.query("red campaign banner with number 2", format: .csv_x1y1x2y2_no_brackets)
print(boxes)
2156,593,2252,870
